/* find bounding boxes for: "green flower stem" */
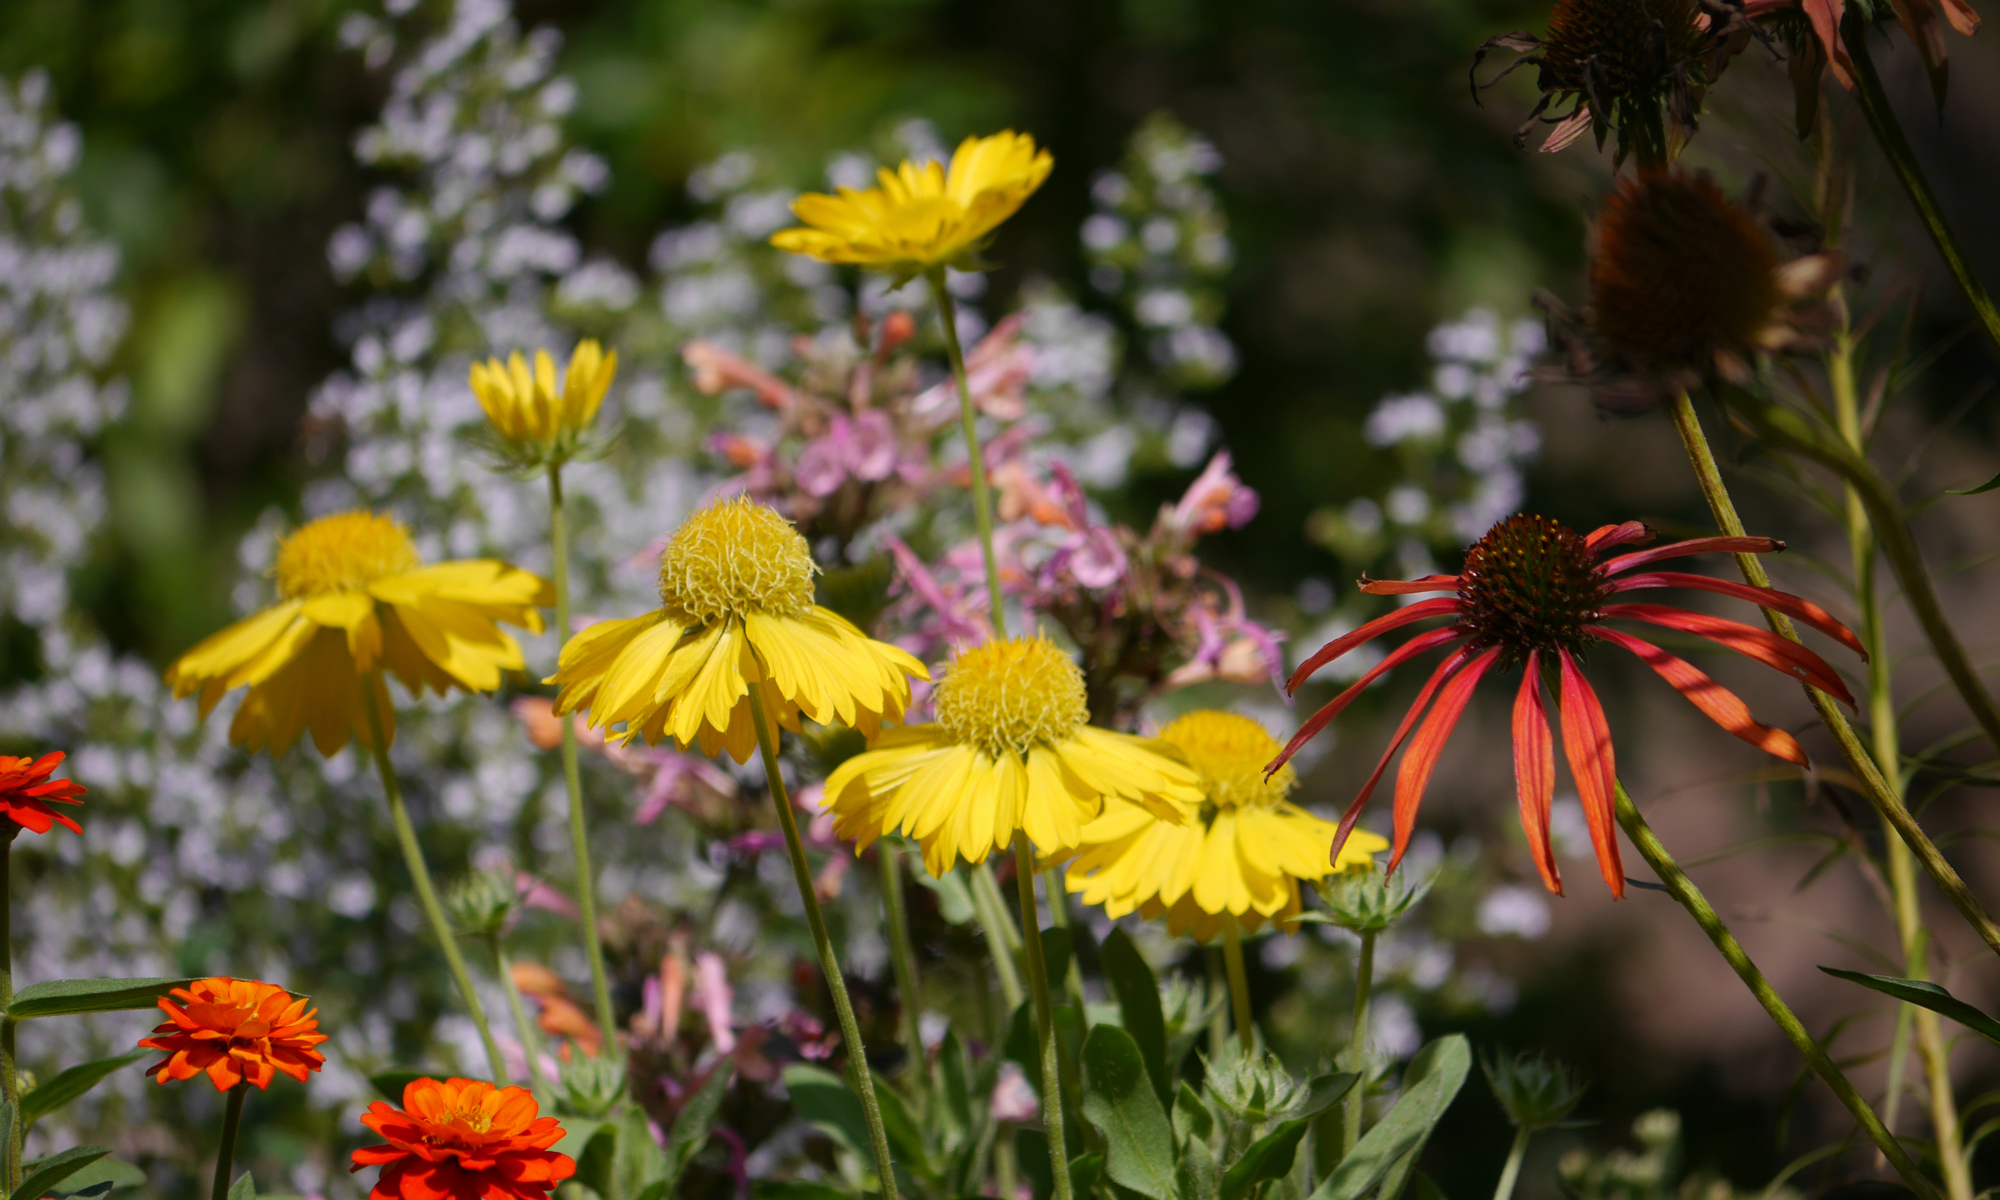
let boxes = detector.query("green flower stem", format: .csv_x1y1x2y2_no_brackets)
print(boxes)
1221,914,1255,1054
360,680,509,1083
1011,832,1075,1200
1668,393,2000,957
1342,929,1376,1156
1044,876,1087,1015
1844,12,2000,357
1613,782,1939,1199
1491,1123,1533,1200
1,827,16,1193
969,862,1026,1011
927,268,1008,638
877,842,928,1092
210,1083,248,1200
549,466,619,1051
490,935,548,1094
745,685,900,1200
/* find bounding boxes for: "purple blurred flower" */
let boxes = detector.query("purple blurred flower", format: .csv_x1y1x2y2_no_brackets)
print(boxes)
1164,451,1259,540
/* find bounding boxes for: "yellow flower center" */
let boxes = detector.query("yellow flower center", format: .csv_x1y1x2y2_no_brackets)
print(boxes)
274,511,421,599
934,635,1088,759
446,1102,496,1135
657,496,817,624
1157,710,1293,811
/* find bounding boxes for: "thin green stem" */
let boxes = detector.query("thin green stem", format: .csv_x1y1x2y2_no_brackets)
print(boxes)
877,841,928,1092
1044,881,1087,1015
745,686,900,1199
1844,13,2000,357
928,268,1008,638
1221,915,1255,1055
1011,832,1074,1200
1492,1124,1533,1200
549,467,618,1051
1614,782,1939,1199
359,680,509,1082
969,862,1025,1012
1669,393,2000,958
490,936,548,1094
1,828,15,1192
1343,929,1376,1156
211,1083,248,1200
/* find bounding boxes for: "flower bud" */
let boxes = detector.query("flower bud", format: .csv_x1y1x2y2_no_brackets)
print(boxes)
1314,865,1430,934
1482,1048,1586,1131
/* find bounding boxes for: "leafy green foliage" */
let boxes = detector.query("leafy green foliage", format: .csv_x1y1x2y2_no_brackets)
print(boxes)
1080,1024,1178,1200
1309,1036,1471,1200
6,978,194,1019
13,1145,110,1200
1820,967,2000,1045
20,1053,147,1128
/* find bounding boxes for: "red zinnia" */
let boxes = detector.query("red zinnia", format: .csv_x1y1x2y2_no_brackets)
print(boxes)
139,977,328,1091
1272,514,1863,898
0,752,86,836
351,1077,576,1200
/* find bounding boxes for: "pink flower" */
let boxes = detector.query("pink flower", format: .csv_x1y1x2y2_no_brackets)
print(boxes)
911,314,1034,422
690,952,736,1054
1164,451,1259,540
682,341,804,412
989,1063,1039,1124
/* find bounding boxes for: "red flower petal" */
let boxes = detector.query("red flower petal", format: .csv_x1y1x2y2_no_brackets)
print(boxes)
1599,536,1784,577
1584,521,1652,553
1357,575,1461,596
1599,603,1856,706
1389,647,1499,871
1286,597,1461,692
1593,628,1808,766
1511,651,1562,895
1557,650,1625,898
1267,627,1467,777
1607,571,1865,659
1327,643,1478,867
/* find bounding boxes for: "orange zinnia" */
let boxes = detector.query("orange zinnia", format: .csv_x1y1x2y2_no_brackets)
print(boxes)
139,977,327,1091
351,1077,575,1200
0,751,86,836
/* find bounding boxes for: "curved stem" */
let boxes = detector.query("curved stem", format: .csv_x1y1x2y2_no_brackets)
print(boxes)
745,685,899,1199
359,680,509,1082
1221,914,1255,1055
877,842,928,1092
1844,13,2000,357
549,467,619,1051
491,936,548,1094
1492,1124,1533,1200
210,1083,248,1200
1343,929,1376,1156
1669,394,2000,957
927,268,1008,638
1614,782,1938,1198
1011,832,1074,1200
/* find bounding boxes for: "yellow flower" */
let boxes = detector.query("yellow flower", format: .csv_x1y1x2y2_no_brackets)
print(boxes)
823,635,1202,878
1064,710,1388,943
468,340,617,464
770,131,1053,275
546,496,927,764
165,512,553,756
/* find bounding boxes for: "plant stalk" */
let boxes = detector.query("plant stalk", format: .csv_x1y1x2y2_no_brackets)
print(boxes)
211,1083,248,1200
1614,782,1939,1199
1,828,15,1194
746,685,900,1199
360,679,509,1082
969,861,1026,1011
549,466,619,1051
490,935,548,1094
877,841,929,1092
1012,832,1075,1200
1492,1123,1533,1200
928,268,1008,637
1343,929,1377,1155
1222,914,1255,1054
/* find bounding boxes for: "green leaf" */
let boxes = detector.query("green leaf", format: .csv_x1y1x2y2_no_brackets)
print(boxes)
558,1119,614,1198
870,1070,934,1179
1016,1130,1099,1200
1004,1003,1041,1095
784,1064,873,1162
1307,1035,1471,1200
226,1171,256,1200
368,1070,432,1104
7,979,196,1020
1102,929,1172,1110
21,1053,148,1127
1173,1082,1214,1148
1216,1077,1352,1200
1080,1024,1178,1200
611,1096,667,1200
14,1145,110,1200
657,1060,734,1196
940,1029,973,1139
43,1157,145,1197
1177,1134,1221,1200
1040,927,1073,990
1949,471,2000,496
1820,967,2000,1045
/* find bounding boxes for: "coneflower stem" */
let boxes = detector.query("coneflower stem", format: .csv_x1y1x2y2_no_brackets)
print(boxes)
1492,1123,1533,1200
489,935,548,1094
1614,782,1940,1200
1668,393,2000,958
1844,12,2000,357
548,466,619,1052
1343,929,1376,1156
876,842,928,1094
360,681,509,1084
745,686,900,1200
1012,832,1075,1200
1221,915,1255,1054
210,1082,248,1200
927,268,1008,638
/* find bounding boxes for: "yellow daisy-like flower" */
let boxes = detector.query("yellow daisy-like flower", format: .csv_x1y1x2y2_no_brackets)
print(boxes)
469,340,617,464
546,496,927,764
823,634,1203,878
770,131,1053,275
165,511,553,756
1064,710,1388,943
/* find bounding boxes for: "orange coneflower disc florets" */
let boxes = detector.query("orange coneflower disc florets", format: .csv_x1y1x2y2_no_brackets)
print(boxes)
0,751,85,836
351,1077,575,1200
139,978,327,1091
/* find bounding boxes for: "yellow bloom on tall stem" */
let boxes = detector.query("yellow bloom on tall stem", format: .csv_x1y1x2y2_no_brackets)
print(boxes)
165,511,553,755
824,634,1203,878
771,131,1053,275
469,339,616,465
1065,710,1388,942
547,495,927,761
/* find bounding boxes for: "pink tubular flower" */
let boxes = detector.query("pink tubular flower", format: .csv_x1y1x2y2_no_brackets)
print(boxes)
1163,451,1260,541
911,314,1034,422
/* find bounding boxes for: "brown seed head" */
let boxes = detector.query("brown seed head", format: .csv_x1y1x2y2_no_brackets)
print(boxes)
1455,515,1611,669
1540,0,1708,100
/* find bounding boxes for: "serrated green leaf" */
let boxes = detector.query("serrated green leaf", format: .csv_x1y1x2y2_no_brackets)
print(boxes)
1080,1025,1177,1200
1820,967,2000,1045
14,1145,110,1200
8,979,195,1020
1102,929,1172,1110
1307,1035,1470,1200
21,1053,148,1127
226,1170,256,1200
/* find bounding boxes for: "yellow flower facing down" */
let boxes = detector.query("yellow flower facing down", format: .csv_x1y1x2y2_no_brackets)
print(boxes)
546,496,927,764
823,635,1203,878
771,131,1053,275
1064,710,1388,943
469,340,617,464
165,512,553,756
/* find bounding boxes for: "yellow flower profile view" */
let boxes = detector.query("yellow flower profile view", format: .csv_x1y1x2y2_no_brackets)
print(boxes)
469,339,617,465
1064,710,1388,942
165,511,553,755
771,131,1053,275
546,496,927,763
824,634,1203,878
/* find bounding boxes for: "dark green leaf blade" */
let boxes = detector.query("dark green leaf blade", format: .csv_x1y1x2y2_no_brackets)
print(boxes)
782,1064,872,1162
1948,471,2000,496
8,979,195,1020
1101,929,1172,1110
1221,1118,1310,1200
14,1145,110,1200
44,1156,145,1197
1820,967,2000,1044
1308,1035,1471,1200
659,1060,734,1195
21,1053,148,1126
1079,1025,1177,1200
226,1171,255,1200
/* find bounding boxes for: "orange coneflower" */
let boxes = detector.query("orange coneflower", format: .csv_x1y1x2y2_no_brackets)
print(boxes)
0,752,85,836
139,978,327,1091
351,1077,575,1200
1271,514,1863,898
